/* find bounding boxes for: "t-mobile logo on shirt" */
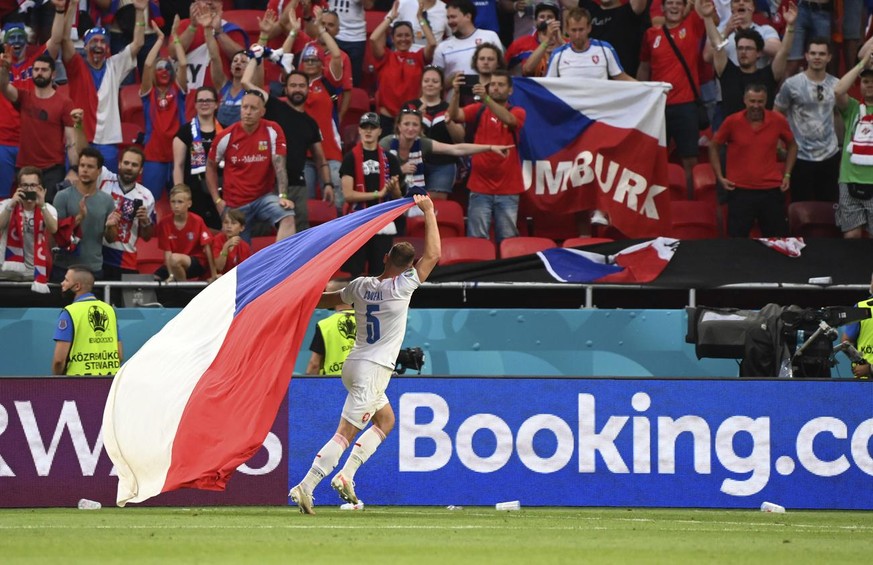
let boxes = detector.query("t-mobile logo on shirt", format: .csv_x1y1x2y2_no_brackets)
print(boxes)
231,154,269,165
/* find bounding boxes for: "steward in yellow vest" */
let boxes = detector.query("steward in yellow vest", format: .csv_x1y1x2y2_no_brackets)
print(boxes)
52,266,122,376
308,309,356,375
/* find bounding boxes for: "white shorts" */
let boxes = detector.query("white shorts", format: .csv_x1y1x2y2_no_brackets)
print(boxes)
341,358,393,430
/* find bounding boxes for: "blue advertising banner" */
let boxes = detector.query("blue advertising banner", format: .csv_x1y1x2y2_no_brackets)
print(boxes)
287,377,873,509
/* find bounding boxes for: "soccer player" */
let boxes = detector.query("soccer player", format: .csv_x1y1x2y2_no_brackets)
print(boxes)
289,194,441,514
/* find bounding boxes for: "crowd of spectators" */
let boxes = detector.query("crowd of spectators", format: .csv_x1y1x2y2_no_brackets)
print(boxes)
0,0,871,288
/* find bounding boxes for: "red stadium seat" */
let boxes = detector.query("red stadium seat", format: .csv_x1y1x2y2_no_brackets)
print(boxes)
365,11,388,34
341,87,372,129
499,236,556,259
341,124,360,153
521,209,579,241
562,237,615,247
439,237,495,265
119,84,144,129
788,201,842,238
251,236,274,253
407,199,466,238
670,200,719,239
119,122,144,152
667,162,688,200
394,235,425,261
136,237,164,275
692,163,716,198
308,198,338,227
223,10,261,45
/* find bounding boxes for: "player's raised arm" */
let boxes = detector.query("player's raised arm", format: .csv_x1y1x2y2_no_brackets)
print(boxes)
413,194,441,282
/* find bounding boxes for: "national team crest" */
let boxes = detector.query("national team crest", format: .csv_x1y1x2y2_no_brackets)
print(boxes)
259,140,268,151
592,55,600,64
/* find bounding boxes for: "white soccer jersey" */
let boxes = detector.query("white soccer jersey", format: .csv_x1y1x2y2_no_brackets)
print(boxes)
341,267,421,369
93,46,136,145
432,28,504,78
99,166,156,262
546,39,624,79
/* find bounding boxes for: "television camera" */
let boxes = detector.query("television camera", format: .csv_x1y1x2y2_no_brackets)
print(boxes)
686,305,871,378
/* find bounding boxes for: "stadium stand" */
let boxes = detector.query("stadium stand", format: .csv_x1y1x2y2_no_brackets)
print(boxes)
440,237,496,265
407,199,465,238
135,237,164,275
308,199,338,227
119,84,145,129
499,236,556,259
788,201,842,239
562,237,615,248
669,200,719,240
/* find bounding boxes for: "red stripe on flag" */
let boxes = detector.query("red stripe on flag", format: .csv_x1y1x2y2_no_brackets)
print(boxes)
162,210,409,493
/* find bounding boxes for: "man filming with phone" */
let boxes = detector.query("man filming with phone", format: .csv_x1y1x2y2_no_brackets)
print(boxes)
99,146,156,280
0,167,58,292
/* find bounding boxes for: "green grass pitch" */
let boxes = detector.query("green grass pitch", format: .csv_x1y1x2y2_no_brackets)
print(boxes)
1,507,871,564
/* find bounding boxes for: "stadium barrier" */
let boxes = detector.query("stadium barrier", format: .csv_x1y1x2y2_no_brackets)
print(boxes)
0,378,287,508
289,376,873,510
6,307,860,378
1,376,869,509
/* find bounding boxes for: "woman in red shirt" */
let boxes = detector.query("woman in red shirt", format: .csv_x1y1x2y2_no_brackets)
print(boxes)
370,0,437,135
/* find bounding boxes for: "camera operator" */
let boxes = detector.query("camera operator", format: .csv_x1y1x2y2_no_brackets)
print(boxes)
842,272,873,378
0,167,59,292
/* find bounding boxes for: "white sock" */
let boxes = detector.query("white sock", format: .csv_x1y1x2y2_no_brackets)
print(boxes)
340,426,386,480
300,433,348,493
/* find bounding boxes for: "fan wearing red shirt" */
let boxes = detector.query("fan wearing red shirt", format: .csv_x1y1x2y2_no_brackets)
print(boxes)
709,84,797,238
448,70,524,245
299,40,344,210
638,0,714,196
300,7,353,123
370,1,436,133
206,91,296,242
140,22,188,201
155,184,216,282
0,21,59,198
211,208,252,274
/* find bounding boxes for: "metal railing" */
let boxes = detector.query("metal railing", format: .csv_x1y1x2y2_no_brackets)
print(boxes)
2,280,867,309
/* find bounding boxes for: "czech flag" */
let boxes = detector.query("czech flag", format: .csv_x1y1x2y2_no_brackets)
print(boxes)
102,198,413,506
539,238,679,284
511,78,672,238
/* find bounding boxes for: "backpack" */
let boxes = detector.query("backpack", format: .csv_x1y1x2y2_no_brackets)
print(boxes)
848,104,873,167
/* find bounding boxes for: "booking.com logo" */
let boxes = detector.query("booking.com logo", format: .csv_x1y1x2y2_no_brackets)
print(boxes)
398,392,873,497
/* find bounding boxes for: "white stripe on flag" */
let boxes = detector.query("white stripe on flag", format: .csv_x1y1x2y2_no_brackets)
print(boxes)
102,271,238,506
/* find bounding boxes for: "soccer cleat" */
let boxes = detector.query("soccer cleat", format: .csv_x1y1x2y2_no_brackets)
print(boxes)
330,473,359,504
289,484,315,515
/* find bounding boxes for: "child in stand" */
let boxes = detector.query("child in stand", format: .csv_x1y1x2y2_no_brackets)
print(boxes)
155,184,216,282
212,208,251,274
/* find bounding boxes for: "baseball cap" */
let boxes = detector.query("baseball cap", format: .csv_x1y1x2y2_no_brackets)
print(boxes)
301,44,320,62
535,0,560,18
359,112,380,128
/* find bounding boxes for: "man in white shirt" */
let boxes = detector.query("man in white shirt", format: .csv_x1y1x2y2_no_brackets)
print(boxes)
289,194,441,515
50,0,148,173
99,146,157,280
432,0,503,78
545,6,633,80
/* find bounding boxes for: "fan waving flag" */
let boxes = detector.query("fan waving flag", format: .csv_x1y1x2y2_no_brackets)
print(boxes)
511,77,672,238
102,198,413,506
539,238,679,283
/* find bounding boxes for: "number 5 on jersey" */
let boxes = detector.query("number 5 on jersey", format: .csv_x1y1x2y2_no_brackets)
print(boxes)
365,304,381,344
